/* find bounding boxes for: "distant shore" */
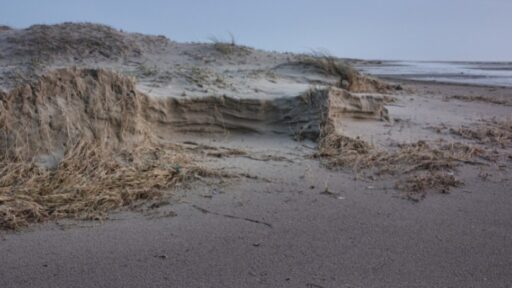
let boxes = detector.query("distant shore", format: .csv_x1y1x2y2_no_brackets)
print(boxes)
357,60,512,87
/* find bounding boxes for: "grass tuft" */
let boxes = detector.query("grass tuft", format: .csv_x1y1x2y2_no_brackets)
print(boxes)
292,50,393,92
450,119,512,148
317,131,487,199
209,33,251,56
296,51,358,88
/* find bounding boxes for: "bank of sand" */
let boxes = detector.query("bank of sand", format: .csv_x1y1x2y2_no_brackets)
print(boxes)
1,23,512,287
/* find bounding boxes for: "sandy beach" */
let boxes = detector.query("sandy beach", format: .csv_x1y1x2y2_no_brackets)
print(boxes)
1,23,511,287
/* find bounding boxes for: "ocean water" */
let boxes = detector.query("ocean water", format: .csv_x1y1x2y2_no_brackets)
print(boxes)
357,61,512,87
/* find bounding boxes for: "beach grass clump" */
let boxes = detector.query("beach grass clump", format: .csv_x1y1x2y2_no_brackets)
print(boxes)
0,141,196,230
0,68,207,230
6,22,142,60
318,135,485,173
397,173,463,201
317,133,375,168
317,131,487,198
293,51,393,93
446,94,509,106
296,51,358,88
450,119,512,148
209,33,251,56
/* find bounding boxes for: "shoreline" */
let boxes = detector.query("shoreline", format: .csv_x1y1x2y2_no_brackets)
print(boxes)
378,75,512,89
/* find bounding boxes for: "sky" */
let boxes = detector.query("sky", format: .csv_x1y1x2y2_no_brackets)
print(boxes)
1,0,511,61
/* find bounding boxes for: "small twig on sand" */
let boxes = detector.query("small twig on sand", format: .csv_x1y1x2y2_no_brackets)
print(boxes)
191,204,272,228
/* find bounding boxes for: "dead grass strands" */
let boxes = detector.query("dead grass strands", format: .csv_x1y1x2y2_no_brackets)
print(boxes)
450,119,512,148
0,68,219,230
296,51,358,88
0,140,208,230
446,94,510,106
209,34,251,56
293,51,393,93
317,133,487,198
7,22,143,61
398,173,463,202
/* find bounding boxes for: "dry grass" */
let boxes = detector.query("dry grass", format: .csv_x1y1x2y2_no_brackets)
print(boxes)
445,94,509,106
317,133,487,198
0,68,216,229
450,119,512,148
318,136,484,172
293,51,393,93
6,22,142,60
209,34,251,56
296,51,358,88
397,173,462,202
317,134,374,168
0,141,198,230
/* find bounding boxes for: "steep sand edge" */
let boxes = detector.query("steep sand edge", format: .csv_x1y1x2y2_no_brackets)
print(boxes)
1,68,389,160
0,68,389,229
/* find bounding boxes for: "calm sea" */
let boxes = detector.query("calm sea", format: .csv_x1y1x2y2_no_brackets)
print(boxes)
357,61,512,87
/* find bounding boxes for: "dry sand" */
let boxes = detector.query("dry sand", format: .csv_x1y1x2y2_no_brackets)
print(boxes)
1,23,512,287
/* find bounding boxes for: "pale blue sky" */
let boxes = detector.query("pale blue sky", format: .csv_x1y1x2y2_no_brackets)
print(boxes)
1,0,511,61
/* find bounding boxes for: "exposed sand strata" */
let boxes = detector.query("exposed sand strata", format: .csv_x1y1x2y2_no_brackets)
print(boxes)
0,68,389,156
145,86,389,140
0,67,389,229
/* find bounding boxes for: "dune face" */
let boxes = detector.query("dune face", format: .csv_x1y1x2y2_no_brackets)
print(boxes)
0,23,390,158
0,68,146,161
0,67,388,160
0,37,389,229
0,68,180,229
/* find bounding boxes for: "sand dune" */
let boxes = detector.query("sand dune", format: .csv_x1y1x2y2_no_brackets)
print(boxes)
0,36,389,228
1,23,511,230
